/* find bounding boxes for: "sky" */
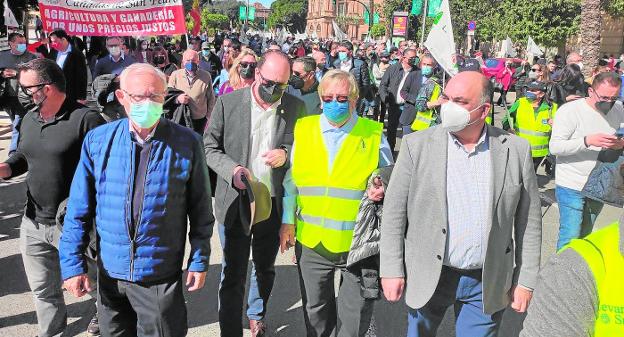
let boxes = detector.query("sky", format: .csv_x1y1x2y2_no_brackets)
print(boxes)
256,0,275,8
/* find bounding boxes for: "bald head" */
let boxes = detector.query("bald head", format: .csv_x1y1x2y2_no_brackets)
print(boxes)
182,49,199,64
257,51,291,84
445,71,491,110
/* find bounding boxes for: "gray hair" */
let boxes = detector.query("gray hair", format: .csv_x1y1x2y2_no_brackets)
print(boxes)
294,56,316,73
119,63,167,91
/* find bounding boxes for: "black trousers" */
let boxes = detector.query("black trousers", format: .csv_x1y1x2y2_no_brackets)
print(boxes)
191,117,208,135
296,243,374,337
97,270,187,337
386,103,403,153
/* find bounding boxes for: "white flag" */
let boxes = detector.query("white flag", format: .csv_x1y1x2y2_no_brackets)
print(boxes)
331,20,347,41
501,37,517,57
527,36,543,57
424,0,457,76
3,0,19,28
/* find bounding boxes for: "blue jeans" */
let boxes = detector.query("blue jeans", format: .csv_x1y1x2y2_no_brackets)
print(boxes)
9,113,21,155
407,267,503,337
555,185,604,250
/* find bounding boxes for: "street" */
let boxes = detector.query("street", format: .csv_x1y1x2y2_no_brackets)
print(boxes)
0,100,621,337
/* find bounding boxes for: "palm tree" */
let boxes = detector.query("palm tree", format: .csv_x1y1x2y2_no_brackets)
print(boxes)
579,0,601,78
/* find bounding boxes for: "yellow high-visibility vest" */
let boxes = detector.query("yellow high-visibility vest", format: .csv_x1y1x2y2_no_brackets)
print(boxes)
411,83,441,131
515,98,558,158
292,115,382,253
564,222,624,337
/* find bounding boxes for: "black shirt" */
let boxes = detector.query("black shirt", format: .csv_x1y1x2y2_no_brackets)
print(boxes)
5,99,106,224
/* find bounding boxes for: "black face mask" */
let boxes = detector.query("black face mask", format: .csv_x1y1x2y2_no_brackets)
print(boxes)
316,63,325,71
239,64,256,79
596,100,616,114
18,88,36,111
258,83,285,104
153,55,165,65
289,74,305,90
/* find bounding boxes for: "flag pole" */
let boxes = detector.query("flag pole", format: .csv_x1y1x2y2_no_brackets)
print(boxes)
419,0,428,46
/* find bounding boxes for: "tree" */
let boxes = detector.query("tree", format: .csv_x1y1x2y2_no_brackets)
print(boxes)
267,0,308,33
202,10,229,31
370,23,386,38
581,0,602,77
204,0,247,29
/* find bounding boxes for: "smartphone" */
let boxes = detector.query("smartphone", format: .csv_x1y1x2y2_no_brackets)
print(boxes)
616,128,624,139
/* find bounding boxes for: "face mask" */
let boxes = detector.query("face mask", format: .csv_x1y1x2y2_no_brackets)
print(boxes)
202,50,210,57
316,63,325,70
258,83,285,104
525,92,538,101
18,87,36,111
595,100,616,114
153,55,165,65
289,74,305,90
15,43,27,54
185,62,198,73
129,100,163,129
408,57,419,67
50,42,62,51
108,46,121,57
421,66,433,76
338,52,349,61
390,59,398,65
440,101,482,133
323,99,351,124
239,65,256,79
528,71,539,79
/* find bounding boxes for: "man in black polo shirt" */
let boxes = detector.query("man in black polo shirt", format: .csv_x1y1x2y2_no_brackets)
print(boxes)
0,58,105,337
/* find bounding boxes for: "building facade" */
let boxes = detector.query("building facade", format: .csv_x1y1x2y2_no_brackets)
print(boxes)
306,0,384,40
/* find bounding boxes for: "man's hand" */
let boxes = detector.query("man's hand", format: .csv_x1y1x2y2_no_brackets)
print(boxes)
367,177,385,202
381,277,405,302
232,166,252,190
279,224,296,253
1,68,17,78
186,271,207,291
0,163,12,179
177,94,190,104
63,274,93,298
510,285,533,313
566,94,582,102
585,133,620,149
262,149,287,168
76,99,88,105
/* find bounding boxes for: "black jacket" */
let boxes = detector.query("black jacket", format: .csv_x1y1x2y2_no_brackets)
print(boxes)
399,71,424,126
378,63,418,107
333,58,370,98
47,46,88,102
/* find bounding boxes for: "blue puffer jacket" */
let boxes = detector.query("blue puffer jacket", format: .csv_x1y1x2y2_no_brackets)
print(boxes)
60,118,214,282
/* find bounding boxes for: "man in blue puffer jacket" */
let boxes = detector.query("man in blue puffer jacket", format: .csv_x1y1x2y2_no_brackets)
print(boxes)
59,63,214,337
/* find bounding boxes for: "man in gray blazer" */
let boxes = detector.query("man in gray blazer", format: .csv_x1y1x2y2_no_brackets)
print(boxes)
204,50,305,337
380,71,542,337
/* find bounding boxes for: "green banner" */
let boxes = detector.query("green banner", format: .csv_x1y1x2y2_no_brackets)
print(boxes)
411,0,423,16
239,6,247,20
374,13,379,24
248,6,256,22
427,0,442,17
364,10,369,25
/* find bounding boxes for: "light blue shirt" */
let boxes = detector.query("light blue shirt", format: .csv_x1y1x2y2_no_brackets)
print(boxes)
55,44,72,69
281,114,393,224
444,127,491,269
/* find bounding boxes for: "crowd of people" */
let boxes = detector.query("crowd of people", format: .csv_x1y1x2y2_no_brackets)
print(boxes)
1,26,624,337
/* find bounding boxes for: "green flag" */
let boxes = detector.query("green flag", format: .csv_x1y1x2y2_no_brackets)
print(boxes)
411,0,423,15
374,13,380,24
427,0,442,17
239,6,247,20
364,10,369,25
248,6,255,22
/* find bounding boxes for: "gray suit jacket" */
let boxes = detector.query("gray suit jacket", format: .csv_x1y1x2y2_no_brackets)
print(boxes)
380,124,542,314
204,87,305,225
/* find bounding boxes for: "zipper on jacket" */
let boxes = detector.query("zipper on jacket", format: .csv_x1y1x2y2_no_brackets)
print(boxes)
126,143,136,282
130,142,152,282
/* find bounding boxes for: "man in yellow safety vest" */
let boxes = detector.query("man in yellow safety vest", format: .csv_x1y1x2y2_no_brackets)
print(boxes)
503,81,557,172
279,69,393,337
407,55,445,132
521,214,624,337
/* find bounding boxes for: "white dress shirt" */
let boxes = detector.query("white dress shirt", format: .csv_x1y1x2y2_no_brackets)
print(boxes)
249,92,279,196
55,44,72,69
396,70,410,104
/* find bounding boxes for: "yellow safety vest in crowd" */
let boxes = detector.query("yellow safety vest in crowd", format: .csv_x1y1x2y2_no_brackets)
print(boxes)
515,98,558,158
564,222,624,337
292,115,382,253
411,83,441,131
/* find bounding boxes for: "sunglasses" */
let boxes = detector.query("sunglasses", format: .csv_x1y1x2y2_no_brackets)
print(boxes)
321,95,349,103
20,83,51,96
531,68,541,72
258,72,288,89
293,71,309,78
240,62,257,68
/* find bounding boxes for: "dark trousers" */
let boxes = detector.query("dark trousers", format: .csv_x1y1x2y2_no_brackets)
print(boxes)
386,103,403,153
218,201,281,337
296,243,374,337
97,271,187,337
191,117,208,135
372,100,387,124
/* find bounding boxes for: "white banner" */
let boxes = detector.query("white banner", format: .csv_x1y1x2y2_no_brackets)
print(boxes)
527,36,543,57
332,20,347,41
4,0,19,28
424,0,457,76
501,37,517,57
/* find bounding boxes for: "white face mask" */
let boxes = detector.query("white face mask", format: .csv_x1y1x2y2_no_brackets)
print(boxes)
108,46,121,57
440,101,483,133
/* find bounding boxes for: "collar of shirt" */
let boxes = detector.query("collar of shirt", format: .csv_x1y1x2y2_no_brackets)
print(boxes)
110,52,125,62
320,112,358,134
57,44,72,56
449,125,489,155
129,119,159,146
251,88,281,112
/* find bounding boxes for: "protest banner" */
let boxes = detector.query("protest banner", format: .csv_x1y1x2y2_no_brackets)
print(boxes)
38,0,187,36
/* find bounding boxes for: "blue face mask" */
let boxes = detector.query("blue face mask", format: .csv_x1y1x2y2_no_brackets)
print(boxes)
323,99,351,124
338,52,349,62
389,59,398,65
201,50,210,57
129,100,163,129
16,43,27,54
421,66,433,76
185,62,198,73
525,92,538,101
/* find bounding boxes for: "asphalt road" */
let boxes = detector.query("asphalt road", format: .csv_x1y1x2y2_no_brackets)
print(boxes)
0,97,622,337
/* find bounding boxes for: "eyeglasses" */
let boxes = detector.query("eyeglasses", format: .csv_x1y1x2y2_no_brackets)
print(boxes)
258,72,288,89
240,62,257,68
593,90,619,102
321,95,349,103
293,71,308,78
121,89,165,103
20,83,50,96
531,68,541,72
